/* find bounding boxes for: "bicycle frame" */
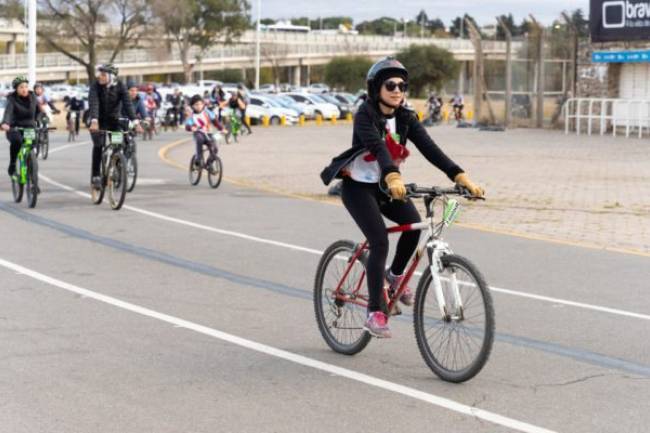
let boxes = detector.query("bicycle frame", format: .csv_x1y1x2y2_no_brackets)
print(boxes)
334,194,464,321
15,128,36,184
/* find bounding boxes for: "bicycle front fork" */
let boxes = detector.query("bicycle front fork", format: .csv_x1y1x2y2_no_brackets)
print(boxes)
428,241,464,321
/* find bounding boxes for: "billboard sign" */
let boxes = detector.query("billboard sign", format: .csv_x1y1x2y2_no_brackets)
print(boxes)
591,0,650,41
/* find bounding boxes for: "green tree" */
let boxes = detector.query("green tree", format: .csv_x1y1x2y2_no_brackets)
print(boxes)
324,56,373,92
2,0,149,81
260,18,276,25
355,17,400,36
496,14,517,40
154,0,250,83
395,44,459,97
449,14,481,38
569,9,589,37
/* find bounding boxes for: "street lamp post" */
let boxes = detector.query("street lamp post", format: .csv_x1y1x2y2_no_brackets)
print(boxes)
27,0,37,85
254,0,261,90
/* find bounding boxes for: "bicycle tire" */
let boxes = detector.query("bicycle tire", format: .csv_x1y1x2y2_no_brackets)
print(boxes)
11,160,24,204
413,254,495,383
207,156,223,189
189,155,202,185
314,240,372,355
41,130,49,160
126,154,138,193
107,153,127,210
26,153,38,208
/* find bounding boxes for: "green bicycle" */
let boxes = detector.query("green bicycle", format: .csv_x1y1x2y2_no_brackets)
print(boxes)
11,127,40,208
224,108,248,144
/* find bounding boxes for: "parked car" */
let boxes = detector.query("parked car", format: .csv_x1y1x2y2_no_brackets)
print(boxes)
46,84,75,101
307,83,330,94
271,95,309,118
258,84,278,94
249,94,299,124
283,92,340,119
0,97,6,121
242,103,271,125
0,82,11,97
317,93,352,119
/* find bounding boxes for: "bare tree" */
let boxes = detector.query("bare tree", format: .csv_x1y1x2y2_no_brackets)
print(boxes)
154,0,250,83
261,43,289,87
3,0,150,81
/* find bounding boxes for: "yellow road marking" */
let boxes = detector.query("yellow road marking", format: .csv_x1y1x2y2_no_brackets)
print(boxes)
158,139,650,258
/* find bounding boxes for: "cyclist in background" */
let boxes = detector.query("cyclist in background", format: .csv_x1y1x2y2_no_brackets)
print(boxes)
320,57,484,338
185,94,224,167
88,64,141,189
124,81,148,121
1,76,41,178
450,92,464,121
33,83,60,121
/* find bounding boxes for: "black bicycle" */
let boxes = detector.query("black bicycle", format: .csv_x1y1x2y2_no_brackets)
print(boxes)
188,131,223,189
91,129,128,210
35,113,55,160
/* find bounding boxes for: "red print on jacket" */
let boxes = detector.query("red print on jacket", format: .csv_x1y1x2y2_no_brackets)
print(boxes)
364,126,410,164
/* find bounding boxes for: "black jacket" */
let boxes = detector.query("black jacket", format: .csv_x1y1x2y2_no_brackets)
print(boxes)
320,101,463,186
88,80,135,129
2,91,39,128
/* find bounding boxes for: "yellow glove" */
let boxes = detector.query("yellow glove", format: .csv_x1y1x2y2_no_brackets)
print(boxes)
454,173,485,198
384,172,407,201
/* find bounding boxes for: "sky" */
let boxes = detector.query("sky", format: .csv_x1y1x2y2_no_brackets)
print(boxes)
251,0,590,26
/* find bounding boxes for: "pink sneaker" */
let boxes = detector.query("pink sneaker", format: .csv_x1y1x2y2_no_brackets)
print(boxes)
364,311,392,338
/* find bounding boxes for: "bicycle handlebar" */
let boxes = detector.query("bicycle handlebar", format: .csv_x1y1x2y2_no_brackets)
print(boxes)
405,183,485,201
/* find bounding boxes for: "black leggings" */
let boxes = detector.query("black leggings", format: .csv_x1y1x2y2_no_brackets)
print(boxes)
194,131,217,160
6,130,22,173
341,177,421,312
90,131,106,178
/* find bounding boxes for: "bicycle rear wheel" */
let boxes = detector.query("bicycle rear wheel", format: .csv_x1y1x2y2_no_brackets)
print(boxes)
314,240,372,355
107,153,127,210
26,153,39,208
189,155,202,185
207,155,223,189
126,154,138,193
413,254,494,383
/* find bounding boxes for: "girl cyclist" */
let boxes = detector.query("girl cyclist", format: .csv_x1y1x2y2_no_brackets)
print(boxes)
1,76,42,179
320,57,484,338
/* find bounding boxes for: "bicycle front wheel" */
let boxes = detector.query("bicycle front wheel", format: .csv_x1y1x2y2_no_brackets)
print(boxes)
26,153,39,208
314,240,371,355
189,155,202,185
126,154,138,193
414,254,494,383
107,153,127,210
207,156,223,189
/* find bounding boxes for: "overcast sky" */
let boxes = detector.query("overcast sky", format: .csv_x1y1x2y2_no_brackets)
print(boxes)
251,0,590,26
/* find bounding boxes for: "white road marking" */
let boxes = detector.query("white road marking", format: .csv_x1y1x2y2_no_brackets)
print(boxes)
38,174,650,322
0,257,557,433
48,141,91,154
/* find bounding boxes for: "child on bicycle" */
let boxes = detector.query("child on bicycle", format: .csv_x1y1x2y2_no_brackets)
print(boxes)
185,94,224,166
1,76,41,179
320,57,484,338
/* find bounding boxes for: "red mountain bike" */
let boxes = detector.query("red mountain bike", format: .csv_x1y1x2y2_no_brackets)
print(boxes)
314,184,494,383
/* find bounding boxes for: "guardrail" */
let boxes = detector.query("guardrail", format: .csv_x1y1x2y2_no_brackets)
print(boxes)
564,98,650,138
0,32,520,71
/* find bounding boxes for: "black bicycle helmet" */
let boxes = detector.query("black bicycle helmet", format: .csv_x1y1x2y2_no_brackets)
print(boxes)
97,63,118,75
366,57,408,101
12,75,29,90
126,80,138,90
33,82,44,90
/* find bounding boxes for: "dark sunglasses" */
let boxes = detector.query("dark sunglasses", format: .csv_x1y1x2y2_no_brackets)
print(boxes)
383,80,408,92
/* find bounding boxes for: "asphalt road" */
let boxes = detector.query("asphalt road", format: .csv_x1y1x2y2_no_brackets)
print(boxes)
0,131,648,433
